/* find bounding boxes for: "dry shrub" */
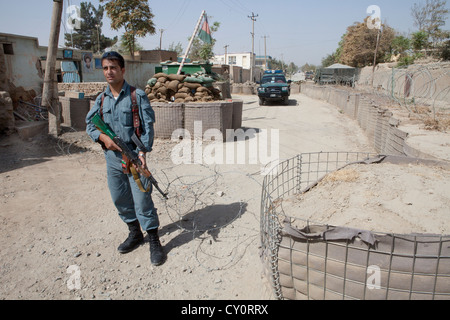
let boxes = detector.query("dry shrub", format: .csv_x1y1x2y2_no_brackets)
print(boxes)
323,168,360,183
424,117,450,132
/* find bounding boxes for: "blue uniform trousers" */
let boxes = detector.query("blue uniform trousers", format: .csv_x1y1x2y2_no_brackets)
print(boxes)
105,150,159,232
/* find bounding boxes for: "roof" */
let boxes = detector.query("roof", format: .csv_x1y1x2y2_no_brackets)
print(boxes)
326,63,355,69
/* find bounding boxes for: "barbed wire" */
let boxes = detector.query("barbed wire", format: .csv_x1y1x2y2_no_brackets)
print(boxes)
156,164,262,271
357,61,450,122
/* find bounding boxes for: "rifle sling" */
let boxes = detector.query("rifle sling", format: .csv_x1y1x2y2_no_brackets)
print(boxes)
130,166,151,193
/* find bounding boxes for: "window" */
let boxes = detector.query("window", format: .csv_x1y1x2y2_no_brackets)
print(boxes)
228,56,236,65
3,43,14,55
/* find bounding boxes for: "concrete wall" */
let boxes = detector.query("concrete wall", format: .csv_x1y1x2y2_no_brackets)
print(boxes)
0,33,46,93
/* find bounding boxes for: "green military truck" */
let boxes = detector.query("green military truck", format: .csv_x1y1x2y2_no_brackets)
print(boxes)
257,70,291,106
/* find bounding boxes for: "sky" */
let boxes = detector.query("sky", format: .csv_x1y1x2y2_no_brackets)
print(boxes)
0,0,449,67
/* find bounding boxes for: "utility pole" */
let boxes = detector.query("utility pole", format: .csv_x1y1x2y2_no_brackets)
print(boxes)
372,27,381,87
224,45,229,65
248,12,258,83
95,24,101,53
159,29,164,62
42,0,63,137
262,35,269,70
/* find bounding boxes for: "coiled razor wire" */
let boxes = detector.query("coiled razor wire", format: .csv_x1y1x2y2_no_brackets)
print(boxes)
157,164,262,272
358,62,450,122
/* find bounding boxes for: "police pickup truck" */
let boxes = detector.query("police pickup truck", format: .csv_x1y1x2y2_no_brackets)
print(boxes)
257,70,291,106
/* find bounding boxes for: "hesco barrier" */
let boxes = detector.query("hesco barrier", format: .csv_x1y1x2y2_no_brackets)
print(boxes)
185,101,233,142
151,102,184,139
260,152,450,300
300,84,420,158
150,100,243,141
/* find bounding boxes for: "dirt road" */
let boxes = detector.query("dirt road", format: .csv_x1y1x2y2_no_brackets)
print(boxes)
0,93,379,300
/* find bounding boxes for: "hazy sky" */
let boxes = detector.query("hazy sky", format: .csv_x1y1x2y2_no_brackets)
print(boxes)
0,0,448,66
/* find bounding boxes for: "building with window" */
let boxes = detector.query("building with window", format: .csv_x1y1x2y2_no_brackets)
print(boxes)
212,52,255,69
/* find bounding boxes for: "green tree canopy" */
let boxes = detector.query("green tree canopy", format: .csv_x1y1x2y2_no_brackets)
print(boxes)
100,0,156,59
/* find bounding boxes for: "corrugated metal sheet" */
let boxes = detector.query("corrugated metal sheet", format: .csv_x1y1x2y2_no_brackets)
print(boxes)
61,61,80,83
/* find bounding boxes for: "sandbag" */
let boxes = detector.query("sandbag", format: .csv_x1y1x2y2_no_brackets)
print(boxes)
197,86,211,93
174,92,188,99
154,73,167,78
183,82,202,90
147,78,157,87
184,77,204,84
167,74,186,82
178,87,191,94
156,86,168,95
167,80,180,92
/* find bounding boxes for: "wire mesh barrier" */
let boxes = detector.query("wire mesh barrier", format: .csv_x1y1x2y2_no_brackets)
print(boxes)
260,152,450,300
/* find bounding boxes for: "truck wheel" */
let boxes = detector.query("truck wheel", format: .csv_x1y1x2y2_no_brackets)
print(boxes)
259,98,265,106
283,97,289,105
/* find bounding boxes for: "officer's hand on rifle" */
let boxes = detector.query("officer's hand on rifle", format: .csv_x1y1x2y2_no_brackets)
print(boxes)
136,152,147,171
99,133,122,152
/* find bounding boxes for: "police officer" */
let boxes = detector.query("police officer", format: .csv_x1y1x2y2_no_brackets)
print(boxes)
86,51,165,266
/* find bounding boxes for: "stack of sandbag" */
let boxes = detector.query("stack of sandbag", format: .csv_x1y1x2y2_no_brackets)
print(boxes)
145,72,222,103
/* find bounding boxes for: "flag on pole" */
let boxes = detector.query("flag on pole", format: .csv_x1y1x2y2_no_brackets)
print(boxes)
198,13,212,44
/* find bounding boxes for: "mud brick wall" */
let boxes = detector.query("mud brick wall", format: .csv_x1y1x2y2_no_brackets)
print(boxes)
300,84,417,157
58,82,107,98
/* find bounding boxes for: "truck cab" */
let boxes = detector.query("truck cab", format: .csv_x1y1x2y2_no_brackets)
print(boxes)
257,70,291,106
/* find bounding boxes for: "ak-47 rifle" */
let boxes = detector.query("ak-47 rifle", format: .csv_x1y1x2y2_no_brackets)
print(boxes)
91,113,169,200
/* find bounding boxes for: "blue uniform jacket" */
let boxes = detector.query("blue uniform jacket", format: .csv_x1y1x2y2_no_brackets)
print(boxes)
86,81,155,153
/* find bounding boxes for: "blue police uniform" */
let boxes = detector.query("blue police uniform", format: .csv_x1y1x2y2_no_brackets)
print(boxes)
86,81,159,232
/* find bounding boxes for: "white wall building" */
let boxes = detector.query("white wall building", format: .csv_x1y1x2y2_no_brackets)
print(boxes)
211,52,255,69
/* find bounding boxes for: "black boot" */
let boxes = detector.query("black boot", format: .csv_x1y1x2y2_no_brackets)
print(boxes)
118,220,144,254
147,229,166,266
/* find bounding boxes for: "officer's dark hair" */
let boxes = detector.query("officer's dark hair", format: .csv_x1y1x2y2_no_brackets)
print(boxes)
101,51,125,69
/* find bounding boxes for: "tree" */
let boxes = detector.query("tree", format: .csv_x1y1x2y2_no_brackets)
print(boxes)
412,30,429,50
168,42,184,57
339,17,395,67
286,62,299,76
300,63,317,72
111,34,144,56
100,0,156,59
411,0,449,47
321,52,337,68
391,35,412,56
64,2,117,52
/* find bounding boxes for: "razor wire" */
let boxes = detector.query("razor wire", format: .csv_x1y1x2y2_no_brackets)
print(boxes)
357,62,450,122
53,136,263,272
157,163,262,272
